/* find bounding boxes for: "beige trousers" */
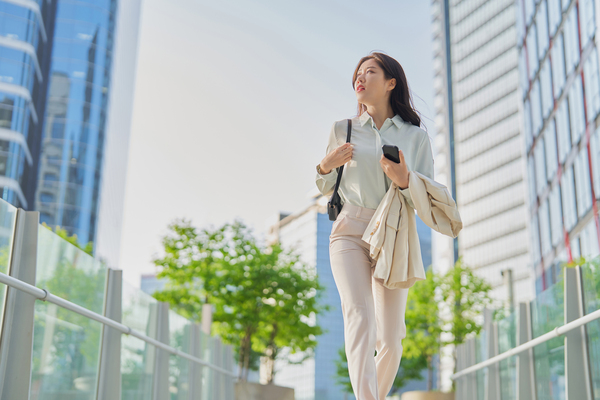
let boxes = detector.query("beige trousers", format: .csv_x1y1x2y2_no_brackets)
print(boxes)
329,203,409,400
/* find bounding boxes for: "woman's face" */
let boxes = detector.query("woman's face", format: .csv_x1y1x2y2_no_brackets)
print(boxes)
354,59,395,106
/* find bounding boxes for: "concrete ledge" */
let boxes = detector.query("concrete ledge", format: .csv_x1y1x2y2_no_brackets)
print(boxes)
401,391,455,400
235,381,294,400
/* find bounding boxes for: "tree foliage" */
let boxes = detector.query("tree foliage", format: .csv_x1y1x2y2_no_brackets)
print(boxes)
438,256,493,390
152,218,328,381
401,268,442,391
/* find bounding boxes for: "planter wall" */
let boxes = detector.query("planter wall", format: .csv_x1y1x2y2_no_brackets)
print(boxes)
235,381,294,400
401,390,455,400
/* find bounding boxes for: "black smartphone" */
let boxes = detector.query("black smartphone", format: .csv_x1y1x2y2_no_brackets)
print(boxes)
382,145,400,163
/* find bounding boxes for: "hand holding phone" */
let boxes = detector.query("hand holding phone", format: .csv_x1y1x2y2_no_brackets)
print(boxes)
382,145,400,163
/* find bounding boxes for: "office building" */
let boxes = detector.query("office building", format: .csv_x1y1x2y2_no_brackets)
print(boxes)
431,0,534,303
0,0,139,257
266,190,434,400
431,0,537,390
517,0,600,293
0,0,56,209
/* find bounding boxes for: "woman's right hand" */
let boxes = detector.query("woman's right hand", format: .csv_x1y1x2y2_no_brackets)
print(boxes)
319,143,354,174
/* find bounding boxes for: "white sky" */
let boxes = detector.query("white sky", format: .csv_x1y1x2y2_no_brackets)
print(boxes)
118,0,437,287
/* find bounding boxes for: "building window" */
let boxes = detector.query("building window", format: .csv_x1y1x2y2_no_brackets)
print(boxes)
519,49,529,94
531,213,541,265
561,165,577,231
555,98,571,162
531,79,543,136
549,183,563,246
527,22,539,80
551,33,566,98
583,48,600,122
573,149,592,218
525,0,536,26
524,99,533,150
534,138,547,196
540,58,553,118
528,155,537,207
40,193,54,203
544,119,558,180
579,220,600,258
568,74,585,145
563,8,580,75
539,198,552,256
536,1,549,60
579,0,596,49
548,0,562,36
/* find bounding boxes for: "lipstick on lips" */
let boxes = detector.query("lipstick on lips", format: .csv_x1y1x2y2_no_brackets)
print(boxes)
356,85,365,92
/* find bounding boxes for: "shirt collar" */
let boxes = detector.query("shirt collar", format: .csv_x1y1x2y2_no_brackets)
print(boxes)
359,110,404,129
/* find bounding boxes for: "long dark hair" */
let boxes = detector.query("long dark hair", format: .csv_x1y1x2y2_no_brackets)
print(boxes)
352,51,422,127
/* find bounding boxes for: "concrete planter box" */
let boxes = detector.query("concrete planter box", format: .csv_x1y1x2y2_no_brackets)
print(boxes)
235,381,294,400
401,391,455,400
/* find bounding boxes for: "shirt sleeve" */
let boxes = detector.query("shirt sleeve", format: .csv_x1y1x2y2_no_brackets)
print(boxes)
315,121,341,197
399,132,435,208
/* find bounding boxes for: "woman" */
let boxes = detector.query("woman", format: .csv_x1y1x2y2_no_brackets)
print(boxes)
315,52,434,400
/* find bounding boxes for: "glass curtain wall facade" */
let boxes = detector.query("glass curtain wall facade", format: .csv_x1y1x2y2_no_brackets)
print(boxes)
432,0,534,304
517,0,600,294
36,0,117,247
0,0,55,209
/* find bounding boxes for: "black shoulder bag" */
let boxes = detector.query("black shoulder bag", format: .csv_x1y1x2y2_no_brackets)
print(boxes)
327,119,352,221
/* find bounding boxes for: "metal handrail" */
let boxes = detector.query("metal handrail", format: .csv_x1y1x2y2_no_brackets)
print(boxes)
451,306,600,380
0,271,236,378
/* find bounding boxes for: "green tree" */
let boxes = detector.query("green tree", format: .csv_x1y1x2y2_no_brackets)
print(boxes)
439,256,493,390
153,218,327,381
401,268,443,391
41,222,94,255
252,245,328,383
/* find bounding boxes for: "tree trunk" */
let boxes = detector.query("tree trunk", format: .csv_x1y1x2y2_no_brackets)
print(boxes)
239,330,252,381
243,334,252,381
265,323,278,384
427,355,433,391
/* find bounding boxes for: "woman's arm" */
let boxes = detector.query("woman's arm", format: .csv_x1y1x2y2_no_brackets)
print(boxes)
398,133,434,208
315,121,353,196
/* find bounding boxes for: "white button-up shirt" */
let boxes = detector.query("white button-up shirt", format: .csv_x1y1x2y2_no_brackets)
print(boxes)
316,110,435,210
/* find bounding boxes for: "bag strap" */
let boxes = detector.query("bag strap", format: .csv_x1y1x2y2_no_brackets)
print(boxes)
331,119,352,197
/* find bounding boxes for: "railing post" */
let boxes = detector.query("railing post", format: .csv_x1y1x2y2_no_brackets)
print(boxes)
214,337,223,400
97,268,123,400
516,301,536,400
465,337,477,400
224,344,234,400
484,308,500,400
455,343,465,399
187,323,203,400
0,209,39,400
564,267,593,400
151,302,170,400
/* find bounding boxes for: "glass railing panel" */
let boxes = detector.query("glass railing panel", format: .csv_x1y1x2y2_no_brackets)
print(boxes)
475,331,487,400
30,226,107,400
0,199,17,331
121,281,157,400
498,309,517,400
169,310,190,399
581,258,600,400
530,279,565,400
35,226,107,312
201,333,215,400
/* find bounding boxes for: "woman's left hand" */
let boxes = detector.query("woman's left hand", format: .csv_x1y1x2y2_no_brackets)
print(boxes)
380,150,409,189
